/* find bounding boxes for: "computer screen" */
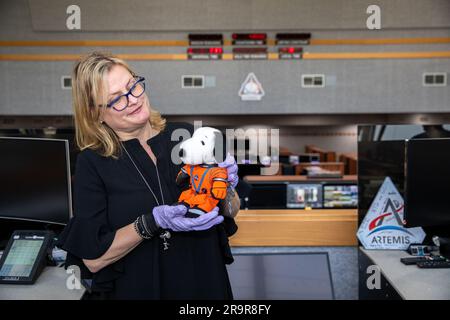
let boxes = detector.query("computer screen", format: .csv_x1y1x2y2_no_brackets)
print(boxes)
0,137,72,225
323,185,358,208
405,138,450,228
299,154,320,163
285,154,320,165
247,183,287,209
0,238,44,278
279,155,291,164
287,184,322,208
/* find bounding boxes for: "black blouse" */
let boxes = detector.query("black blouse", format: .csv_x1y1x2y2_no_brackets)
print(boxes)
57,122,237,300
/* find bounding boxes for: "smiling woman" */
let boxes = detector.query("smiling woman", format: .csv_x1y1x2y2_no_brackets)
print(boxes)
101,67,151,137
71,52,166,159
56,51,239,299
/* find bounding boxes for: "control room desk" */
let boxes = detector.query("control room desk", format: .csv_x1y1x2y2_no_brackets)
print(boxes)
230,209,358,246
0,266,85,300
236,176,358,247
359,247,450,300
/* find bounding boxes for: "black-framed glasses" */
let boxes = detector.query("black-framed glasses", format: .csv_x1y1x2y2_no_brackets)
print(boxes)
106,76,146,111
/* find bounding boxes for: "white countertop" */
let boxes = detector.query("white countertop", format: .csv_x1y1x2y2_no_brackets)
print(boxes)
0,265,85,300
361,248,450,300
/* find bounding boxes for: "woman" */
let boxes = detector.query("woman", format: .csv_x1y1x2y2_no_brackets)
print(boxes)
57,52,240,300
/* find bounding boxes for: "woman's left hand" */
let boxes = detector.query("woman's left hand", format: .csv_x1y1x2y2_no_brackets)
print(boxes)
218,154,239,188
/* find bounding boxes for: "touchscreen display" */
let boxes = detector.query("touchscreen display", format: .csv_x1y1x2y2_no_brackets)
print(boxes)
0,239,44,277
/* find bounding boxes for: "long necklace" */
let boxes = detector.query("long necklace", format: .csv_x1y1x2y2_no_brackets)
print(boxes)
122,144,165,206
121,125,172,250
124,144,172,250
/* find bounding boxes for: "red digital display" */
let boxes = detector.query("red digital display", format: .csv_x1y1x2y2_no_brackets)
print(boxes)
188,34,223,46
278,47,303,59
276,33,311,40
276,33,311,45
232,47,267,54
232,47,267,60
209,47,223,54
232,33,267,40
187,47,223,54
278,47,303,54
232,33,267,45
187,47,223,60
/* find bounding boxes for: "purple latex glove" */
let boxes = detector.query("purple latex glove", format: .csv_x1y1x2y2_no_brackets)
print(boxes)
152,205,223,232
218,153,239,188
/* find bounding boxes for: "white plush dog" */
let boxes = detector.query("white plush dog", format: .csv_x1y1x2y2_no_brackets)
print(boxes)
179,127,222,165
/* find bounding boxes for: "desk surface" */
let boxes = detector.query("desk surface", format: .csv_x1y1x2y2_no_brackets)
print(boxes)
0,266,85,300
231,209,357,246
244,175,357,183
361,248,450,300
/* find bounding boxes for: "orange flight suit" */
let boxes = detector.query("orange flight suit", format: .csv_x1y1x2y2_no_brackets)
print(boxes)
177,164,228,214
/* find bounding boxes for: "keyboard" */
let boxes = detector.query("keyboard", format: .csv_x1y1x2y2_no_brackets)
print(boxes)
417,260,450,269
400,256,431,265
400,255,446,265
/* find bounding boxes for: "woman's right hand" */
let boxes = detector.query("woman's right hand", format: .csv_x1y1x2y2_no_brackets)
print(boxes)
151,205,223,232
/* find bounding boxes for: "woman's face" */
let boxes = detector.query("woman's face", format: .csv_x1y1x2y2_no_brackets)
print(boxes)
101,64,150,134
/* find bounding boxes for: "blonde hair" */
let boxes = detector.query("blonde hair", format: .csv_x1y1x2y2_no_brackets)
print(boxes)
72,51,166,158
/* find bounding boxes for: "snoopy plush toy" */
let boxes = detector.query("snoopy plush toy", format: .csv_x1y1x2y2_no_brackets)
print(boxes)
176,127,238,217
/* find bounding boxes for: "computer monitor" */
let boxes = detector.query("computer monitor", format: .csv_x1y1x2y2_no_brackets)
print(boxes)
279,155,291,164
247,183,287,209
286,184,322,208
323,184,358,208
404,138,450,228
299,154,320,163
284,154,320,165
0,137,72,225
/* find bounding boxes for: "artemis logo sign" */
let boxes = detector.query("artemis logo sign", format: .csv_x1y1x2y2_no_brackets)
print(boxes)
366,5,381,30
366,265,381,290
66,5,81,30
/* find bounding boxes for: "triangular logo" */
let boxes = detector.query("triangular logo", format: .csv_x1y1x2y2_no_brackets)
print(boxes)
239,73,265,101
357,177,426,249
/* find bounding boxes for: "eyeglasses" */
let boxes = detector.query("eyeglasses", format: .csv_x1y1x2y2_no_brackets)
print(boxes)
106,76,146,111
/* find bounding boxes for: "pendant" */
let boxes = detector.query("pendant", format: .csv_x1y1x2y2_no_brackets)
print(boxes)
160,231,171,251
